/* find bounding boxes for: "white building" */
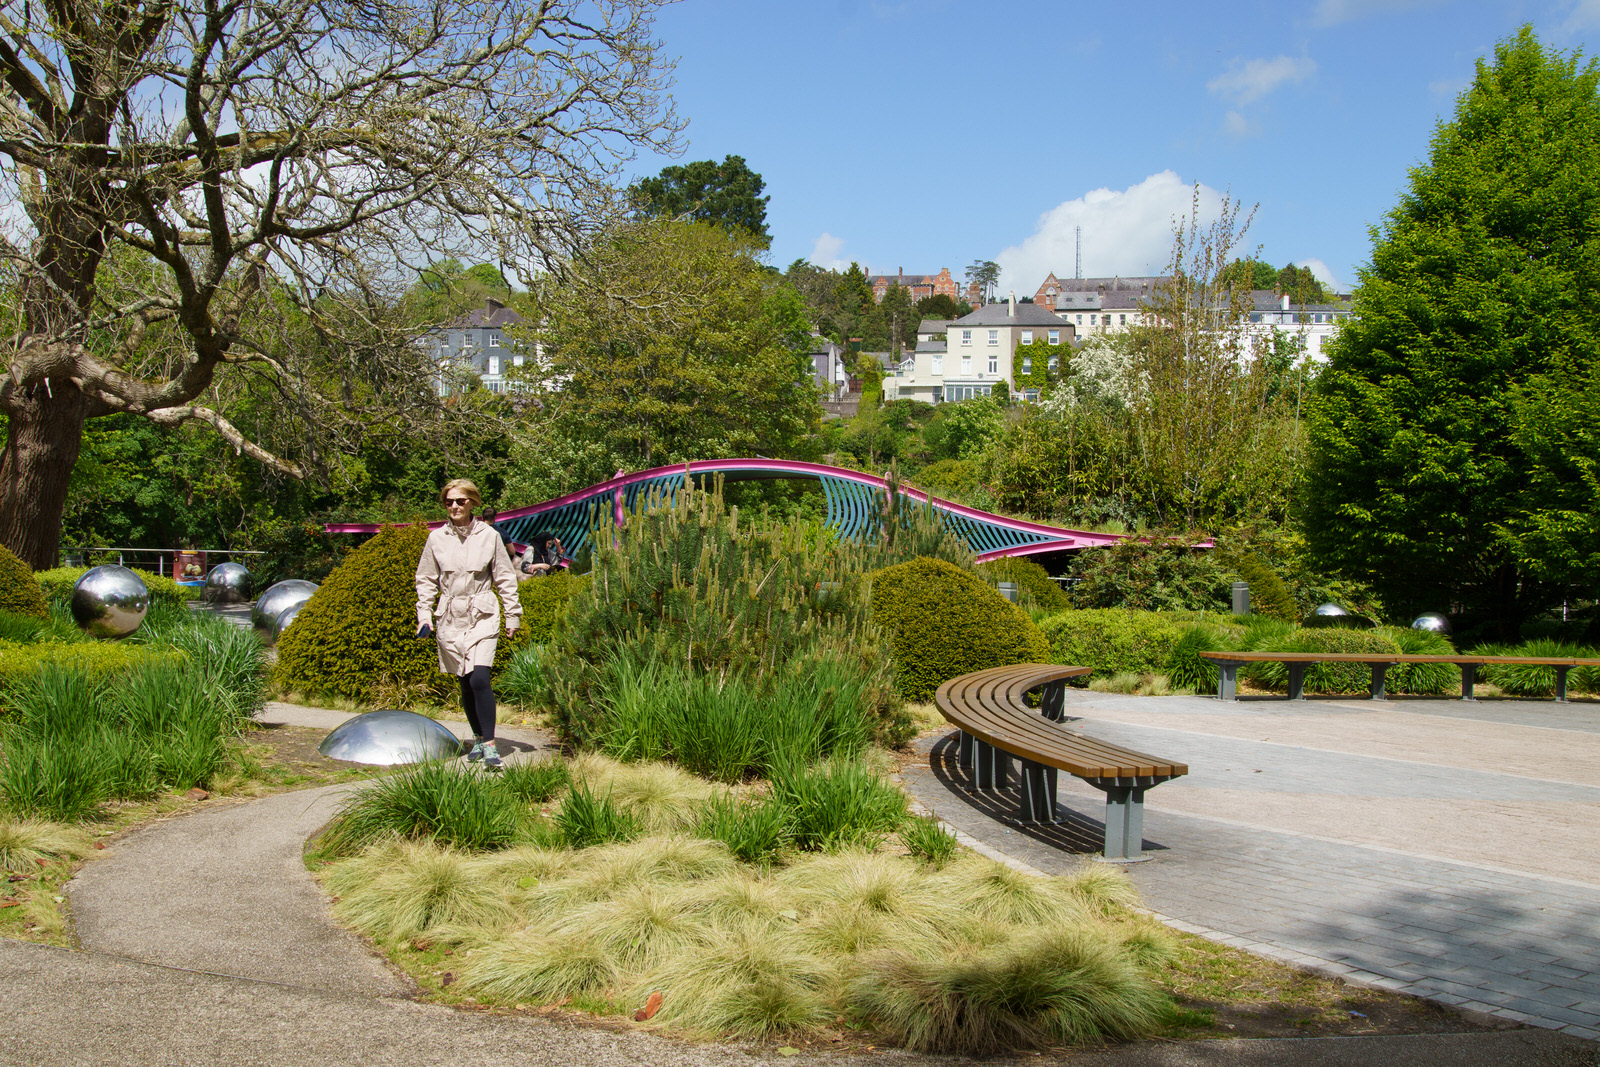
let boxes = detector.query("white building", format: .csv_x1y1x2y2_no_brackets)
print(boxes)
888,297,1073,404
425,298,527,395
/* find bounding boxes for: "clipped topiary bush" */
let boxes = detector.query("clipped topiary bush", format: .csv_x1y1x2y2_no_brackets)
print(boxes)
518,571,586,644
1242,627,1402,694
976,557,1072,614
870,557,1050,702
1037,609,1188,683
35,566,187,608
1225,551,1298,622
276,524,538,702
0,545,49,621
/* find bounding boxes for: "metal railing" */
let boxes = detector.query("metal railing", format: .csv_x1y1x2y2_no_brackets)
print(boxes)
58,546,264,579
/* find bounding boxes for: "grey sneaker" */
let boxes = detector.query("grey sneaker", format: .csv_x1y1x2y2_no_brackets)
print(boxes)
481,742,503,771
465,740,485,763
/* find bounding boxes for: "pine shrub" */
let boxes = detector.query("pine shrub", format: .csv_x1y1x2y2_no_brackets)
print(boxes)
1224,551,1298,622
1037,609,1188,683
0,546,48,621
869,557,1050,703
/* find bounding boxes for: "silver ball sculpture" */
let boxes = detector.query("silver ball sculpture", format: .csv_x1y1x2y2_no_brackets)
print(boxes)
70,565,150,638
1312,603,1350,618
1411,612,1453,635
203,562,253,604
269,601,305,643
317,710,465,765
252,579,319,632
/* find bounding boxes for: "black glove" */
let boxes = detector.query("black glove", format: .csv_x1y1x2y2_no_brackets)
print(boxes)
416,624,434,641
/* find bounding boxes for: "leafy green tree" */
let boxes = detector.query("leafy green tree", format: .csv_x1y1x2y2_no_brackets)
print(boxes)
631,155,771,246
878,285,918,355
401,260,517,326
965,260,1000,304
1275,264,1330,304
1222,258,1279,290
515,220,819,489
914,294,971,321
1303,27,1600,633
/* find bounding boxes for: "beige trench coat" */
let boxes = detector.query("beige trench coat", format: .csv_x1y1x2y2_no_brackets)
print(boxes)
415,519,523,675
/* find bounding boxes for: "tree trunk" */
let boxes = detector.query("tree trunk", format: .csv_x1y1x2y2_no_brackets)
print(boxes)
0,385,93,570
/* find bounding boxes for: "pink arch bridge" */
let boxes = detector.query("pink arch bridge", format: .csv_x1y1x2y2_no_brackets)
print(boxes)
325,459,1121,562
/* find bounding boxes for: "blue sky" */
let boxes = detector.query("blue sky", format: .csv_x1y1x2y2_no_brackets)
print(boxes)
624,0,1600,296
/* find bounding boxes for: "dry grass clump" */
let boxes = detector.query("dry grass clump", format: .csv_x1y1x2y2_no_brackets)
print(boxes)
325,839,517,944
0,818,91,873
927,853,1092,927
565,753,719,834
459,926,622,1004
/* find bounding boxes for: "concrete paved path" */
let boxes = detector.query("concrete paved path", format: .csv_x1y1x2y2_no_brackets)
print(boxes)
902,690,1600,1046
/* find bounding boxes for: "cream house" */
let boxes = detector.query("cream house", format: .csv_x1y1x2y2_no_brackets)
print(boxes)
888,297,1074,404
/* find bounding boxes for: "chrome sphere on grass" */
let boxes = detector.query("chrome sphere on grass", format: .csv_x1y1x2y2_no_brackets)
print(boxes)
1411,612,1453,635
70,565,150,638
318,710,464,765
203,562,253,604
270,601,305,643
252,579,319,633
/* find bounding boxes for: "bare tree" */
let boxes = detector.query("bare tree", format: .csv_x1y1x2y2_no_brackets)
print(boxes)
0,0,681,566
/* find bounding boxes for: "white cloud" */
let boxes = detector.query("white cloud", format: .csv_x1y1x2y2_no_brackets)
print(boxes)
1428,76,1469,99
1207,55,1317,106
1223,110,1259,139
1562,0,1600,32
993,172,1224,295
809,232,851,272
1295,257,1345,294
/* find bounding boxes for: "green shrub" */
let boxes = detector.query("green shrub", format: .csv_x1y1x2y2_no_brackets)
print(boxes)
518,571,585,643
1066,534,1232,613
319,760,528,856
975,557,1072,614
275,524,539,702
869,557,1050,703
1224,551,1297,622
1242,628,1402,694
0,546,48,621
34,566,186,608
769,757,907,852
544,480,904,750
0,641,184,698
1037,609,1187,682
1373,626,1458,695
693,793,791,866
555,781,643,849
1475,638,1600,696
1164,622,1243,693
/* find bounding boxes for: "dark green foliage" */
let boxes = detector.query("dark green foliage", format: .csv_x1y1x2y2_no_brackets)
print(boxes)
1303,28,1600,633
1164,623,1240,693
1241,628,1402,694
554,781,643,849
496,759,570,806
1038,610,1189,683
34,566,187,608
899,814,958,866
1372,626,1459,695
692,793,791,866
631,154,770,245
1474,638,1600,695
975,557,1072,613
518,572,585,643
0,610,45,645
0,545,47,620
768,757,907,852
319,760,527,856
497,645,548,707
543,481,904,751
869,557,1050,703
276,524,538,702
1067,536,1233,613
1224,552,1297,622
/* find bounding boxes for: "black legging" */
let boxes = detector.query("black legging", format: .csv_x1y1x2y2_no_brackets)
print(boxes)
458,665,496,742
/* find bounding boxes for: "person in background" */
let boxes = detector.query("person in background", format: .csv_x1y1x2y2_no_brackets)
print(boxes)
520,531,566,577
415,479,521,770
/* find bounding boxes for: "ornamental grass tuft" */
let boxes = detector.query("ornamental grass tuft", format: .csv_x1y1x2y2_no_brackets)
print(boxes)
0,817,91,872
325,839,518,944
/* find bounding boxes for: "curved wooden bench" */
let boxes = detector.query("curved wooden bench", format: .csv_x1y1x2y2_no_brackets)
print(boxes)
1198,650,1600,702
934,663,1189,861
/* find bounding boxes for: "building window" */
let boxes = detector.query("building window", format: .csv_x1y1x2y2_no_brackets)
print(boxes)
961,355,972,375
1119,314,1125,325
1022,357,1032,374
1021,330,1033,345
1076,314,1083,324
987,329,998,346
931,355,943,374
961,330,972,346
1103,315,1112,326
1048,356,1058,371
1048,329,1059,344
988,354,998,374
489,334,501,347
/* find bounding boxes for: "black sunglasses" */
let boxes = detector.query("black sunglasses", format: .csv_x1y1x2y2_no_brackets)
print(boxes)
444,497,472,506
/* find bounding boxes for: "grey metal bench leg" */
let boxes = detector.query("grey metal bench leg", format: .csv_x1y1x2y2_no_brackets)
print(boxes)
1100,785,1147,861
1019,760,1057,823
1217,663,1238,701
1369,662,1390,701
1556,666,1570,703
1038,682,1066,723
958,731,973,770
973,740,1010,791
1287,663,1307,700
1460,664,1477,701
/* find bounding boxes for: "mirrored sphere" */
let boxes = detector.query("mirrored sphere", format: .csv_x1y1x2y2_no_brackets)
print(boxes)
203,562,253,604
252,579,319,632
317,710,464,765
1312,603,1350,617
270,601,305,643
71,565,150,638
1411,612,1453,635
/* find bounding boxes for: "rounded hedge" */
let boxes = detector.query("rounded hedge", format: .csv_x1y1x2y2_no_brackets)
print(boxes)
276,525,559,702
1242,627,1401,694
0,544,49,620
1037,609,1188,683
975,556,1072,614
869,557,1050,703
36,566,187,608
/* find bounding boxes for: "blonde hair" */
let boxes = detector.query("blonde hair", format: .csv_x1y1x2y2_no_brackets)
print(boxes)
439,478,482,508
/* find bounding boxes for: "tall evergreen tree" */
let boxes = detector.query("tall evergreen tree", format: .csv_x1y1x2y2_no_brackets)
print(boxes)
1303,27,1600,633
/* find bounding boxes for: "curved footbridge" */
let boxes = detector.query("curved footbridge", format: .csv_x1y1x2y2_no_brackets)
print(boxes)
324,458,1122,562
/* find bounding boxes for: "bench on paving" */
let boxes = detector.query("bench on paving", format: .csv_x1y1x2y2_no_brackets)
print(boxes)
1197,650,1600,703
934,663,1189,862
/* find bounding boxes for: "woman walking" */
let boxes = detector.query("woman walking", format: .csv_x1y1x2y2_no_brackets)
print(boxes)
415,479,522,769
